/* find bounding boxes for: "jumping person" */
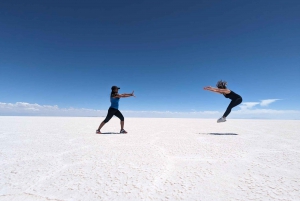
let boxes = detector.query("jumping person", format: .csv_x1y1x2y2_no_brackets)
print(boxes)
96,86,135,134
204,80,242,123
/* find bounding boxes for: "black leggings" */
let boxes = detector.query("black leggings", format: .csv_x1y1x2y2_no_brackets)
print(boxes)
223,98,242,117
103,107,124,123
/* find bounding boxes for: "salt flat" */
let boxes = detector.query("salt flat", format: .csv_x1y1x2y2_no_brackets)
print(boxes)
0,116,299,201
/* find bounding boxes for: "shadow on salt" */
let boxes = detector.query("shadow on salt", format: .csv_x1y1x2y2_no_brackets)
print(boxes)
96,132,126,135
199,133,238,135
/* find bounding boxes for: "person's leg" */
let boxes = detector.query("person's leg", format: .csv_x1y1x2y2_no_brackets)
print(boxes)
114,110,125,131
97,108,116,132
97,121,106,132
120,121,124,130
223,98,242,118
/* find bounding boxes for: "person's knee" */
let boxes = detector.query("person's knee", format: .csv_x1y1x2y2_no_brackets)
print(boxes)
119,115,124,121
103,119,109,123
117,114,124,121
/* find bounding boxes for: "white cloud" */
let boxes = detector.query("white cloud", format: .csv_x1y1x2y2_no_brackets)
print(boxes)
0,102,220,118
260,99,280,107
240,99,280,110
234,109,299,114
239,102,260,110
122,110,221,118
0,102,106,117
230,109,300,120
0,102,299,119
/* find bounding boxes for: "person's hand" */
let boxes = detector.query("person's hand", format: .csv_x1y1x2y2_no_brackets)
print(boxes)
131,91,135,97
203,86,211,90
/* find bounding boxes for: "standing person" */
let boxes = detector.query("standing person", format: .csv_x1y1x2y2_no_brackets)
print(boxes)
204,80,242,123
96,86,135,134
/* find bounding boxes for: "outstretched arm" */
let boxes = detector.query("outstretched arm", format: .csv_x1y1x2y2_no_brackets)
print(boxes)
203,86,230,94
115,91,136,98
119,94,133,98
120,91,135,97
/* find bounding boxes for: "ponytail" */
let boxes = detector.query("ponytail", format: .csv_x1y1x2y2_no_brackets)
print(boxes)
111,91,118,97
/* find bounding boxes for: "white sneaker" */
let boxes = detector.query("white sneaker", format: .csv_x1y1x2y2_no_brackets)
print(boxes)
217,117,226,123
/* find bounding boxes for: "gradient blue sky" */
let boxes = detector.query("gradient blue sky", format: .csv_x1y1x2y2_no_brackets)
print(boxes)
0,0,300,118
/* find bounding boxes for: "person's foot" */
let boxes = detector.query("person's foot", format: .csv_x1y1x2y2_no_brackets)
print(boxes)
120,129,127,134
96,130,101,134
217,117,226,123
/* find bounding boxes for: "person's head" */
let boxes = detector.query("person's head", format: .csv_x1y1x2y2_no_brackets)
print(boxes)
111,86,120,96
216,80,227,89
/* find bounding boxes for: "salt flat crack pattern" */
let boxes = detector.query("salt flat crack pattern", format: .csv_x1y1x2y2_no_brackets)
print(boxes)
0,117,299,200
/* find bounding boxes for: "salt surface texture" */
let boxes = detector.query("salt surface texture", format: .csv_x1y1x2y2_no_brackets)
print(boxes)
0,117,299,201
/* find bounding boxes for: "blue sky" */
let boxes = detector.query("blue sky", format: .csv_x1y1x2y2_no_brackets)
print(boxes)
0,0,300,119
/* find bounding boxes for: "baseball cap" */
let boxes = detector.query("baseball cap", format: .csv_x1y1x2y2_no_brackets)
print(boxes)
111,86,120,90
